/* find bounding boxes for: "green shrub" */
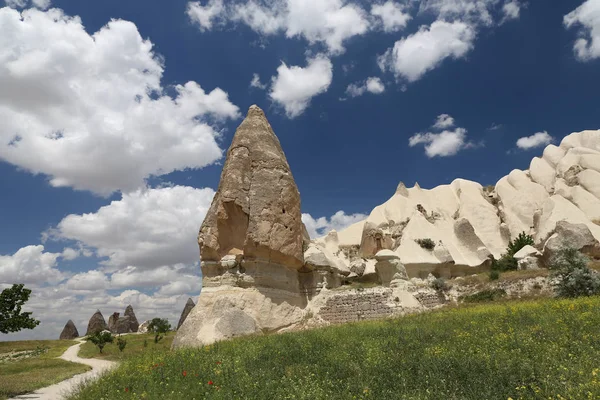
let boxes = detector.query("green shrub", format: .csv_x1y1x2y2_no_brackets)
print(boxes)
507,232,535,256
88,331,113,354
550,248,600,298
489,270,500,281
116,336,127,353
492,232,535,272
148,318,171,344
461,289,506,303
415,238,436,250
431,278,449,291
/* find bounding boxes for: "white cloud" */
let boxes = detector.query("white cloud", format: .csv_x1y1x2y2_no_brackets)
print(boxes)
110,265,198,289
0,7,239,196
187,0,371,54
269,54,333,118
4,0,26,7
501,0,521,22
187,0,225,31
65,270,109,291
564,0,600,61
0,245,65,285
345,77,385,98
432,113,455,129
516,131,553,150
250,73,267,89
409,114,479,157
51,186,215,269
371,1,411,33
378,20,475,82
61,247,80,261
302,211,367,239
418,0,498,26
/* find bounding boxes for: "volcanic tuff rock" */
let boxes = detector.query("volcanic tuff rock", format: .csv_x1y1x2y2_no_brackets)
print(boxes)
113,316,132,334
198,104,304,270
85,310,108,336
177,298,195,330
124,305,139,332
108,312,120,333
174,108,600,348
59,320,79,340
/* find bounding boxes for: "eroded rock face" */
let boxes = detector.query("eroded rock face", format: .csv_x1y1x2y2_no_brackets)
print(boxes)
108,312,120,333
85,310,108,336
114,316,132,334
198,105,304,271
138,320,150,334
59,320,79,340
177,298,195,330
124,305,139,332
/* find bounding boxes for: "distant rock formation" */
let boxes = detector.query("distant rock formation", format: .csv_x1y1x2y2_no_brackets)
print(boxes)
113,316,132,334
173,108,600,349
107,312,120,333
138,320,150,334
177,298,195,330
124,305,139,332
85,310,108,336
59,320,79,340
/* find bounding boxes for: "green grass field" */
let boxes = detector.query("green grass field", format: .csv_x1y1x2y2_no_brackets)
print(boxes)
68,296,600,400
0,340,90,400
79,332,174,362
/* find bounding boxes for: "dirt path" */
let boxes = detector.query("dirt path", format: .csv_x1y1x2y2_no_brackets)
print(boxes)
9,339,116,400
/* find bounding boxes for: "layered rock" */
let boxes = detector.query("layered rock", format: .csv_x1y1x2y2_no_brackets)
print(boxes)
124,305,139,332
85,310,108,336
177,298,195,330
108,312,120,333
317,130,600,279
59,320,79,340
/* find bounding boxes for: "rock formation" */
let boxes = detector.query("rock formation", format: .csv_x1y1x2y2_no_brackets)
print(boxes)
108,312,120,333
138,320,150,334
113,316,132,334
177,298,195,330
173,107,600,348
124,305,139,332
85,310,108,336
59,320,79,340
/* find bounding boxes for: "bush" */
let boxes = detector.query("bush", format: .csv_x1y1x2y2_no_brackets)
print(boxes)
550,248,600,298
88,331,113,354
116,336,127,353
461,289,506,303
415,238,436,250
431,278,449,291
492,232,534,272
148,318,171,344
489,270,500,281
507,232,534,257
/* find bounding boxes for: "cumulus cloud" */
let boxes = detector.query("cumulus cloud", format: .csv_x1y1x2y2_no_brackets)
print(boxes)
378,20,475,82
564,0,600,61
409,114,480,157
371,1,411,33
250,73,267,89
65,270,109,291
432,113,455,129
302,211,367,239
418,0,498,26
50,186,215,270
345,77,385,98
0,245,66,285
0,7,239,196
187,0,370,54
501,0,521,23
516,131,553,150
269,55,333,118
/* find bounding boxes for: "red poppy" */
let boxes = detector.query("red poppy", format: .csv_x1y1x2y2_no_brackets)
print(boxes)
182,371,187,377
125,388,129,392
216,361,222,365
208,380,214,385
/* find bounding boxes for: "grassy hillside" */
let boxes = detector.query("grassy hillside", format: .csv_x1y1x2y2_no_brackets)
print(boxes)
79,333,174,362
0,339,90,399
69,296,600,400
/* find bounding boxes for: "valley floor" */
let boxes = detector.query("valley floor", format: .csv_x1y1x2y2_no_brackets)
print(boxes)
68,295,600,400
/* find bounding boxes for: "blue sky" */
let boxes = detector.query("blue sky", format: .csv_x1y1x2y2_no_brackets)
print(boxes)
1,0,600,339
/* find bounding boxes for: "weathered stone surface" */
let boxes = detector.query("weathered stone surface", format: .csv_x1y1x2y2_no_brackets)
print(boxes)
375,250,408,285
518,256,541,270
138,320,150,334
85,310,108,336
514,245,542,260
177,298,195,330
108,312,120,333
124,305,139,332
349,259,366,276
543,221,600,263
114,316,132,334
59,320,79,340
198,105,304,271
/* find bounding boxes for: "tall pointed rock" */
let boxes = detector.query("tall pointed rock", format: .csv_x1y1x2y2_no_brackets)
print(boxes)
85,310,108,336
177,298,195,330
124,305,139,332
199,105,304,270
59,320,79,340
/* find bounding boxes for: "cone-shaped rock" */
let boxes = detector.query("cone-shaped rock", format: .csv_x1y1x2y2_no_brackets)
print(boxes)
107,312,120,333
124,305,139,332
177,298,195,330
85,310,108,336
59,320,79,340
198,105,304,270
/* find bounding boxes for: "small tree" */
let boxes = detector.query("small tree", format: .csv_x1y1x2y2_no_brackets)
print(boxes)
0,284,40,334
88,331,113,353
507,232,535,256
492,232,534,272
148,318,171,344
549,248,600,298
116,336,127,352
